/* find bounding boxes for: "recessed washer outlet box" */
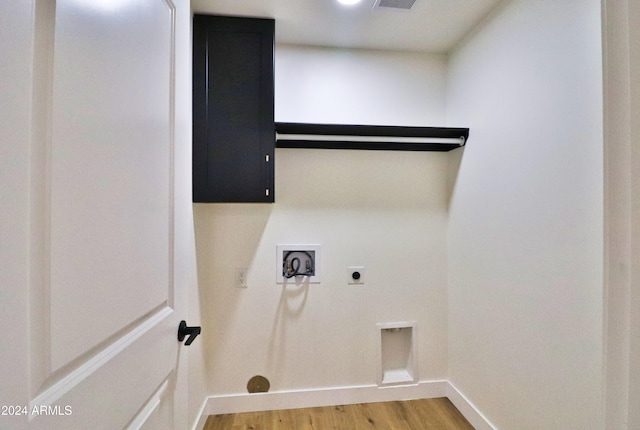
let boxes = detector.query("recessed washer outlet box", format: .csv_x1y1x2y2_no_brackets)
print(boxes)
276,244,321,284
377,321,417,386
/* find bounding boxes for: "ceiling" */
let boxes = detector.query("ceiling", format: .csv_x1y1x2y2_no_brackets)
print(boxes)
191,0,505,53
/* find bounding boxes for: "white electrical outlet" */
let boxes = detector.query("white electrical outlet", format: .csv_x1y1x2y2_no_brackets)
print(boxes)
348,266,365,285
236,267,248,288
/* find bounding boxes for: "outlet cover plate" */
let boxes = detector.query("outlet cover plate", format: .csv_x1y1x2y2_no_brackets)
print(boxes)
236,267,248,288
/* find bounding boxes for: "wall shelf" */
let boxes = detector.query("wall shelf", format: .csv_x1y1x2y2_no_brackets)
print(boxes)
275,122,469,152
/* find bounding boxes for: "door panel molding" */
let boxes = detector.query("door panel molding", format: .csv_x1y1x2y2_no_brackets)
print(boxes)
26,0,179,424
46,0,176,371
30,306,173,412
28,0,58,400
29,315,177,430
125,375,171,430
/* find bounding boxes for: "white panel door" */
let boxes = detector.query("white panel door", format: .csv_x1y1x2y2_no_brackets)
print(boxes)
0,0,192,429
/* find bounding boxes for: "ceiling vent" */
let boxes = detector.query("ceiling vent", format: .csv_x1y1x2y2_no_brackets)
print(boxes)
374,0,417,10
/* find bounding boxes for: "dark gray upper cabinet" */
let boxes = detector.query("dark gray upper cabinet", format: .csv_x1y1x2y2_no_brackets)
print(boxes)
193,15,274,203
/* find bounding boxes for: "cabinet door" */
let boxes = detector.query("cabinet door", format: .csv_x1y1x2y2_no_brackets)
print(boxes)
193,15,274,203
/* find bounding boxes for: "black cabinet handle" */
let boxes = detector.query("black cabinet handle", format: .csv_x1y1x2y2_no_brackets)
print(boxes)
178,320,201,346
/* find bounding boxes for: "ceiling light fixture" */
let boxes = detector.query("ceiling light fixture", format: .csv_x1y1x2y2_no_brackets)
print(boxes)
337,0,362,6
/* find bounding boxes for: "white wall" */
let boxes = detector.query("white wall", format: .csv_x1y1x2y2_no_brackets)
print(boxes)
193,46,451,402
446,1,604,429
275,45,446,125
602,0,640,428
629,1,640,423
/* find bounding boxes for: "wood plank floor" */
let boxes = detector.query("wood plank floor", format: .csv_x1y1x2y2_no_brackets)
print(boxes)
203,398,474,430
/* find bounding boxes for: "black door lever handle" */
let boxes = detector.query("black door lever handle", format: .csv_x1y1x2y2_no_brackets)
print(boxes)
178,320,201,346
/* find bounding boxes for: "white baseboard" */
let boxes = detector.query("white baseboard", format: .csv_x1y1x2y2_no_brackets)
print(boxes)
192,380,494,430
446,382,497,430
190,397,209,430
